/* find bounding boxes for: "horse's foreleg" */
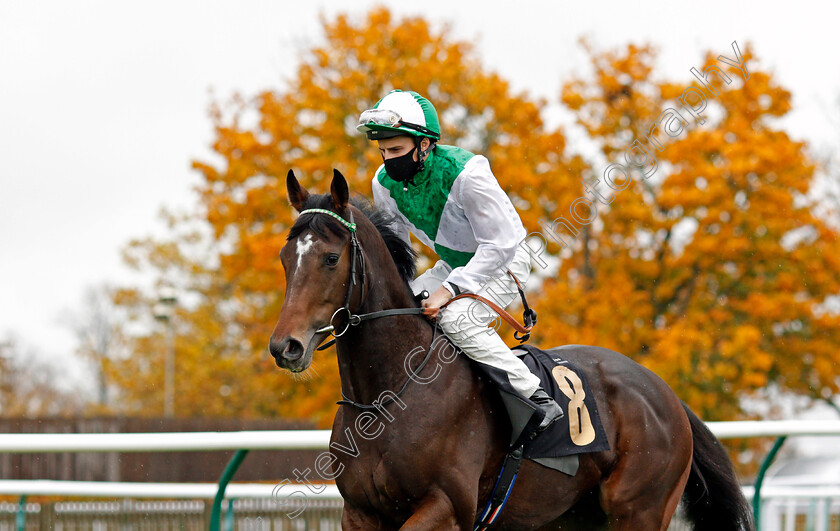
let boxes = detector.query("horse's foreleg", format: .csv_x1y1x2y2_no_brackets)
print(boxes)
398,487,472,531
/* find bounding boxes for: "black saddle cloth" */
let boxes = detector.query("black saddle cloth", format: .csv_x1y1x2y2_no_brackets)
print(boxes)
515,344,610,460
469,344,610,466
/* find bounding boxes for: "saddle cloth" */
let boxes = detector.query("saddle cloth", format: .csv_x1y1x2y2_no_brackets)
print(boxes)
515,345,609,458
470,344,610,474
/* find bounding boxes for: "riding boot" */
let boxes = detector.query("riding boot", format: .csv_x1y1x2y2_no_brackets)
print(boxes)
529,387,564,432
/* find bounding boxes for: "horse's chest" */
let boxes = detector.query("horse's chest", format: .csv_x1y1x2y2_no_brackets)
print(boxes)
336,439,429,517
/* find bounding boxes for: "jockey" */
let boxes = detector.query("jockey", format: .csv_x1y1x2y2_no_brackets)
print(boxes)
358,89,563,432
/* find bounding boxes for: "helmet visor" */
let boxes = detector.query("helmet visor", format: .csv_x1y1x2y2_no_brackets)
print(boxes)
359,109,402,127
358,109,440,140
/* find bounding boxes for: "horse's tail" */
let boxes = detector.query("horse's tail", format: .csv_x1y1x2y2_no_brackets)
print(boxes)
681,402,755,531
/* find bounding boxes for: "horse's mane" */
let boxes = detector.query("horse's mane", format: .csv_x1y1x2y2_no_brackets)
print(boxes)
287,193,417,286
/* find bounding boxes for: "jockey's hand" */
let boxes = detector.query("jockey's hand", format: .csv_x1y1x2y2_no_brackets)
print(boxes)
421,286,455,317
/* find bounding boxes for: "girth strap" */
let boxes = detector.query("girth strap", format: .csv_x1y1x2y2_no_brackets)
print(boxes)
473,445,524,530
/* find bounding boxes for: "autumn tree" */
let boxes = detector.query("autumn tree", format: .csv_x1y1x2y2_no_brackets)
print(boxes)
62,285,124,410
107,8,576,424
0,336,83,416
538,42,840,421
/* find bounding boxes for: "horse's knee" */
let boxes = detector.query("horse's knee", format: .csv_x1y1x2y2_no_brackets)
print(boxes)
398,488,470,531
342,505,391,530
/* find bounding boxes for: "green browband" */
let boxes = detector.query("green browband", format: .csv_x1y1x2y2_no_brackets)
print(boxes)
298,209,357,232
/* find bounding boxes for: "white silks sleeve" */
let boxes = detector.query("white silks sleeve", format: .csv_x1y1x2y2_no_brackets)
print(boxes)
444,156,527,294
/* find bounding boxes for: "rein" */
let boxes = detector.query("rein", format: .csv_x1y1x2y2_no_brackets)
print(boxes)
316,292,535,342
336,325,443,411
298,207,536,409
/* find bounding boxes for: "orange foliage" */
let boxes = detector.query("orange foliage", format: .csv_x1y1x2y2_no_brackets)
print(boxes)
540,43,840,421
107,10,840,431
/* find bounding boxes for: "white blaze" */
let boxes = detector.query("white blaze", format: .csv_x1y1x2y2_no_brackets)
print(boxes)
296,234,315,269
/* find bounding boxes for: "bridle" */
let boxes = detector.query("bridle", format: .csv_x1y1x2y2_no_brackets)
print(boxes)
297,207,431,340
297,208,370,338
296,207,436,410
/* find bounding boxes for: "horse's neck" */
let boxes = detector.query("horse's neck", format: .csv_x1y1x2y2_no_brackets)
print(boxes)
334,282,439,405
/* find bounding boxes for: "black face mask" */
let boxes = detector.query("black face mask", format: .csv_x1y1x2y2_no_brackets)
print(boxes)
384,146,421,184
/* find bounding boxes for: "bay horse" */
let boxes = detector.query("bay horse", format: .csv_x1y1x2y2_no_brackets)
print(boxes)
269,169,753,530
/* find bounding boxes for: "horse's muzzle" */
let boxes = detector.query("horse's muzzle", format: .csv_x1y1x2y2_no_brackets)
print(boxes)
269,337,305,370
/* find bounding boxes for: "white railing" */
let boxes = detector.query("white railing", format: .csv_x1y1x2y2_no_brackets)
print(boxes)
1,480,838,501
1,420,838,454
1,420,839,529
0,480,340,499
0,430,331,453
707,420,840,439
0,421,838,497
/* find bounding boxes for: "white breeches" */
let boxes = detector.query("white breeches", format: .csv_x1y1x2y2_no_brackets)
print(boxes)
409,247,541,398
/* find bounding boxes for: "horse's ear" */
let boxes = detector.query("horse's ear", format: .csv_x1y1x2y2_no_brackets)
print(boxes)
286,169,309,212
330,169,349,211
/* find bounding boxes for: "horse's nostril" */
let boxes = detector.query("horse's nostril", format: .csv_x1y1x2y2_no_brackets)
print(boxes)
269,338,285,360
284,339,304,361
269,337,304,363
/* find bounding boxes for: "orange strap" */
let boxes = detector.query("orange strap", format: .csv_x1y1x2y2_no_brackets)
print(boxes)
423,293,534,336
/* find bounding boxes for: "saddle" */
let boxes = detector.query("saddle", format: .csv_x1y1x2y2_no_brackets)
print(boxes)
471,345,609,530
470,344,609,468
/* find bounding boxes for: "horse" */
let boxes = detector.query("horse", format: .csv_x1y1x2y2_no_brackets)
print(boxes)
269,169,753,530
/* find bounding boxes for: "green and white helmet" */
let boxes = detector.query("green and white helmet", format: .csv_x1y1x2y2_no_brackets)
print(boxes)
357,90,441,141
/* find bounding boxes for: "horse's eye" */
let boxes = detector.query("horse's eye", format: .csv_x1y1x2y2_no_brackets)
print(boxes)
325,253,340,267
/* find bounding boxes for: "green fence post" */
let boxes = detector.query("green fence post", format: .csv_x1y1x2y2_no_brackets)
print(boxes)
224,498,235,531
15,495,26,531
209,449,249,531
753,435,787,531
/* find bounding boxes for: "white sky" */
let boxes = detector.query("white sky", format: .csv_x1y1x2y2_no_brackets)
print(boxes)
2,0,839,399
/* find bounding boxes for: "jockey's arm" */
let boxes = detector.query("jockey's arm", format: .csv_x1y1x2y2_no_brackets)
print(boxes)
443,156,526,295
